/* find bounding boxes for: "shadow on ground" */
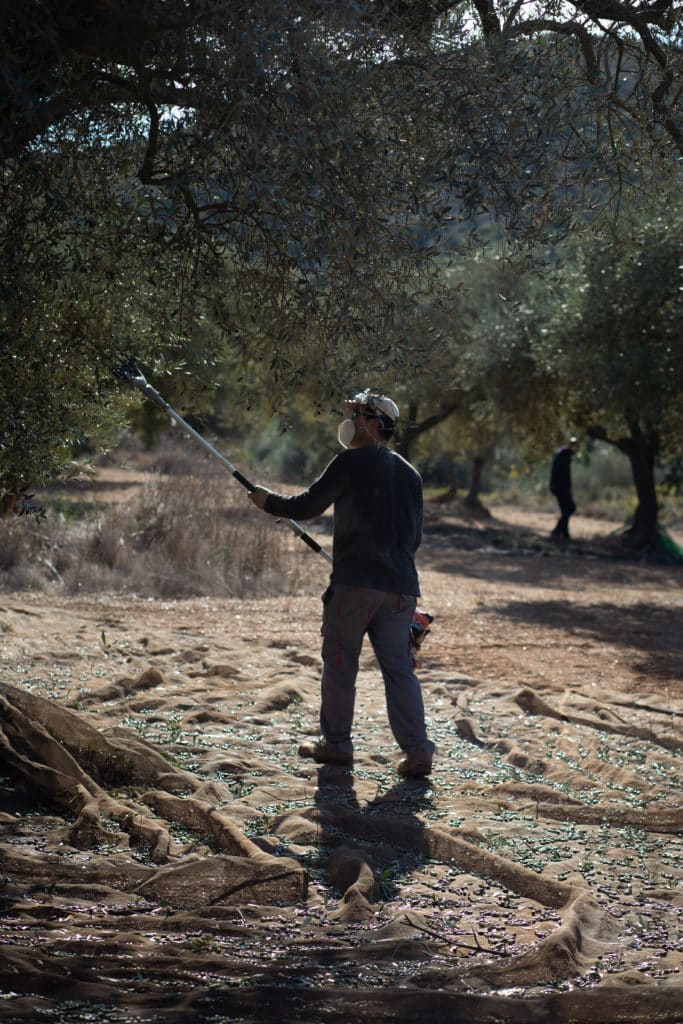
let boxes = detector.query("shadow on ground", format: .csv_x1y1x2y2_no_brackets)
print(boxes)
419,505,683,582
482,598,683,680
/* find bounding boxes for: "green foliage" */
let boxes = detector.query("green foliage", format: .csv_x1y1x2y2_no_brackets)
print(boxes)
249,409,337,485
390,258,563,470
0,2,679,496
0,135,216,492
540,209,683,450
515,205,683,541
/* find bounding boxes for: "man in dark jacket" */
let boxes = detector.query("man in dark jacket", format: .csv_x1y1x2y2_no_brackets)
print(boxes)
249,390,434,777
549,437,578,540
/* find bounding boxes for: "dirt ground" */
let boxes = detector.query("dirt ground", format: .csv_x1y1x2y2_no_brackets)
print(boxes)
0,496,681,1023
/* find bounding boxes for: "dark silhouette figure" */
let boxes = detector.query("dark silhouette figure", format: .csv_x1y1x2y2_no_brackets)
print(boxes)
549,438,578,540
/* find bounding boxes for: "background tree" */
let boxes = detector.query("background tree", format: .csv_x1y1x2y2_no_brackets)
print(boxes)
393,258,559,504
531,207,683,547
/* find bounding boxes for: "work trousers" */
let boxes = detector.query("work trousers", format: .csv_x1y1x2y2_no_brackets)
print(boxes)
319,584,433,759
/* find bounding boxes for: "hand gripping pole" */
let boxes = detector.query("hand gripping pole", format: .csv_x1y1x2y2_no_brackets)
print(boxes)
114,357,332,563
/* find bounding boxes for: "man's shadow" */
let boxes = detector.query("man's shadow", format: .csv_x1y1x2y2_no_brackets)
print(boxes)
312,764,435,903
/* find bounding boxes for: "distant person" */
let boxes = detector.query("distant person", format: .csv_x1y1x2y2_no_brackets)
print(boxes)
549,437,578,541
248,389,435,778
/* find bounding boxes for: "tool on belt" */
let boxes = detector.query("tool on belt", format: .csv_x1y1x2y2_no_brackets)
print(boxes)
409,608,434,666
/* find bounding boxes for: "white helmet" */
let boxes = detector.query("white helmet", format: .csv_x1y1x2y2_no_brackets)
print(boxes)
348,390,399,427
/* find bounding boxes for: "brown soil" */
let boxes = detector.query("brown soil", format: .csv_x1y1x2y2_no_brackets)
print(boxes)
0,491,681,1023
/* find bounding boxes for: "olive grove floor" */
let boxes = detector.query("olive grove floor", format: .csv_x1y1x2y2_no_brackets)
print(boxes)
0,503,681,1024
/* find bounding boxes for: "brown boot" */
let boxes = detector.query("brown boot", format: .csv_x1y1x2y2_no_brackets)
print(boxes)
298,738,353,766
397,752,433,778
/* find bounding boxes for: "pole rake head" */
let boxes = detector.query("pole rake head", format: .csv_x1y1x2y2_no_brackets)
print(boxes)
113,355,148,389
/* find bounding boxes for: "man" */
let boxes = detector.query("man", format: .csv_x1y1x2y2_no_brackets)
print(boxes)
248,390,435,778
549,437,578,541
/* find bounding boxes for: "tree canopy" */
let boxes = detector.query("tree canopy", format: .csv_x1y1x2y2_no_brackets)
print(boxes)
1,0,681,499
524,207,683,544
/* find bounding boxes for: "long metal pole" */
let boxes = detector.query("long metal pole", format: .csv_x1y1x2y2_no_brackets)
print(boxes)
114,358,332,563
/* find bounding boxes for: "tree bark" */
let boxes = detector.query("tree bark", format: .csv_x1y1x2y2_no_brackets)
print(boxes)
465,453,486,505
462,451,492,517
0,494,17,518
588,417,660,547
624,442,659,545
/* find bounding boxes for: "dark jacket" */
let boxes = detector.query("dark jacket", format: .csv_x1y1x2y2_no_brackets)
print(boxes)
550,445,573,496
264,445,423,595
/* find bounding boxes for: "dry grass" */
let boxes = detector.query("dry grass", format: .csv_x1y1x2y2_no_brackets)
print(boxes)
5,432,680,598
0,470,311,599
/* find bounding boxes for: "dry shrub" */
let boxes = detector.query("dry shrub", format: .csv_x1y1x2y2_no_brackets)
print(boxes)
144,476,307,598
1,560,49,592
0,473,313,599
92,430,215,477
87,509,135,572
0,519,35,571
0,518,50,591
142,433,215,477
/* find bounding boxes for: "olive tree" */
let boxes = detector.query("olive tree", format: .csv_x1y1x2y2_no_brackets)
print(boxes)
534,210,683,546
392,258,559,504
0,2,443,504
1,1,680,505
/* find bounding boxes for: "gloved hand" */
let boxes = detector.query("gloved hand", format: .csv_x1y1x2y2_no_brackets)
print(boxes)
248,486,271,510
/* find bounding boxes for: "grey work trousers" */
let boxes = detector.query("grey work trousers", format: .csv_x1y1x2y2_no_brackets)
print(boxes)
319,584,433,759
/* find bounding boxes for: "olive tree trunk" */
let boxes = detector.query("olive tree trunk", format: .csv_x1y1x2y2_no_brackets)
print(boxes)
589,417,660,548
